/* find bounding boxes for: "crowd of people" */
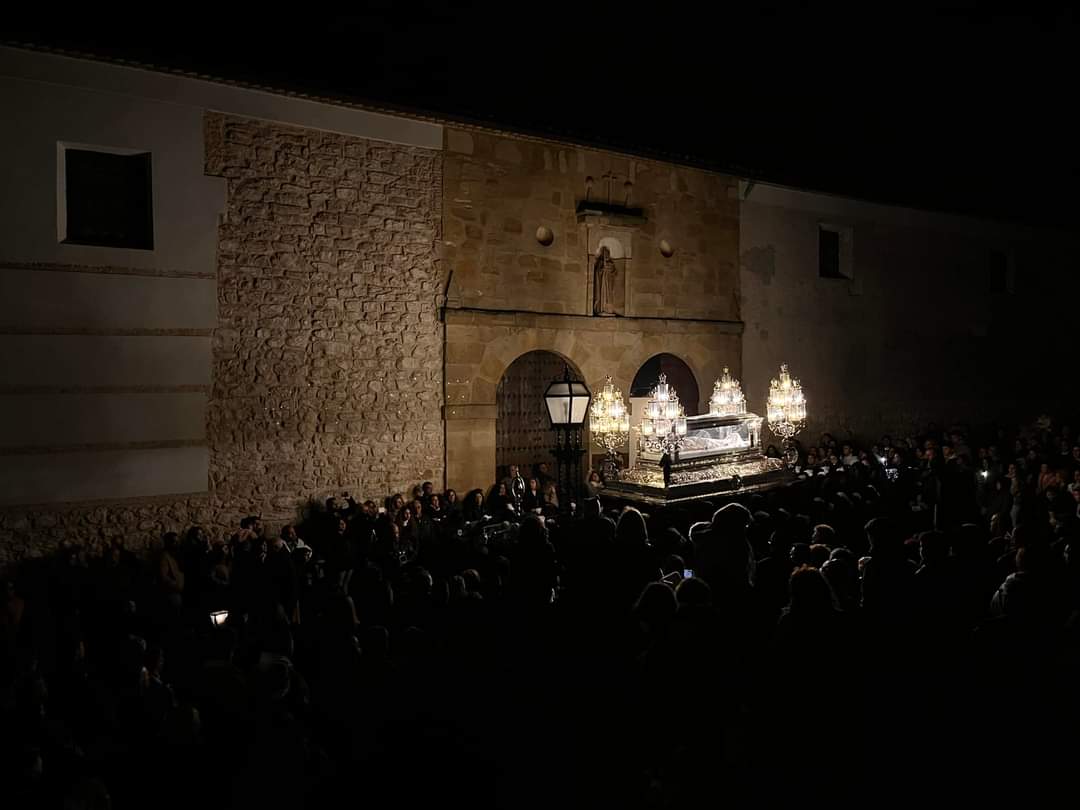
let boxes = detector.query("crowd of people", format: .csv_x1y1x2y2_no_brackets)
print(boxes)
3,415,1080,808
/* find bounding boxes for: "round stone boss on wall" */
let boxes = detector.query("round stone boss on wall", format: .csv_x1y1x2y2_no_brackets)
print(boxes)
535,226,554,247
659,239,674,258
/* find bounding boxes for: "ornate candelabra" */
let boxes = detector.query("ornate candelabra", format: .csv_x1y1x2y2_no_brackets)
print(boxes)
766,363,807,467
589,376,630,480
638,373,688,457
709,367,747,416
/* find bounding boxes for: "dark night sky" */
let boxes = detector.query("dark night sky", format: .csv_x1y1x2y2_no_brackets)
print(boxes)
4,3,1078,225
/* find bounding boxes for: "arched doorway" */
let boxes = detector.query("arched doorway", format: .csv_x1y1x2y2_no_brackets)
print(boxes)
630,353,700,415
495,351,587,483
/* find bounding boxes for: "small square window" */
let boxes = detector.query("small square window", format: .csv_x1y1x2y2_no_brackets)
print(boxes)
59,145,154,250
818,224,854,281
819,227,842,278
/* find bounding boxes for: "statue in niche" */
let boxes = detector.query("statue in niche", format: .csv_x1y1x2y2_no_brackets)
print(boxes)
592,245,619,317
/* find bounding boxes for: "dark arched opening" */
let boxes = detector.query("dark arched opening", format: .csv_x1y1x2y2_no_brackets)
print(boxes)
495,350,588,484
630,353,700,415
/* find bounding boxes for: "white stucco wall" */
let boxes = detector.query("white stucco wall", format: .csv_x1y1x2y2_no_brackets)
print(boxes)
0,45,442,507
739,183,1075,443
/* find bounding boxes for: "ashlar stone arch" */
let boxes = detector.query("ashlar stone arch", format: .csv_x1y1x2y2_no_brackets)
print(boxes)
443,309,743,491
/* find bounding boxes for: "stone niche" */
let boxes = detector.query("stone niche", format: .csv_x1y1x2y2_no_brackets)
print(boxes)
585,221,634,317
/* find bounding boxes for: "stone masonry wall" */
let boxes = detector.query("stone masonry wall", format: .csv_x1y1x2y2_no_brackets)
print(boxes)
443,128,740,320
0,115,443,568
205,114,444,519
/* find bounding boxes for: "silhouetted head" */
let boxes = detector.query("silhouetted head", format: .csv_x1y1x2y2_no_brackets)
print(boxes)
918,531,948,566
675,576,713,609
518,514,550,548
710,503,752,539
790,543,812,567
789,565,835,614
811,524,837,547
865,517,901,557
616,508,649,550
634,582,678,630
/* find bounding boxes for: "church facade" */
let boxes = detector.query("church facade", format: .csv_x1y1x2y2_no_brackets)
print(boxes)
440,127,742,492
0,45,1072,562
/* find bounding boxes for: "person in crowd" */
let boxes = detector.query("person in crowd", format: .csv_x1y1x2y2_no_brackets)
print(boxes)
535,461,555,489
612,508,659,607
280,523,308,554
542,481,560,512
4,415,1080,807
490,481,518,517
860,517,916,626
427,492,445,522
586,470,604,497
522,477,544,512
461,488,486,524
501,465,525,502
157,531,185,612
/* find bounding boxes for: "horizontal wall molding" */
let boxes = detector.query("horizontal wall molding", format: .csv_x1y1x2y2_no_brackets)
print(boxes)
0,490,211,513
0,328,213,337
0,439,206,456
0,335,212,387
445,307,745,335
0,267,217,332
0,384,211,395
0,444,209,506
0,261,215,280
0,392,207,447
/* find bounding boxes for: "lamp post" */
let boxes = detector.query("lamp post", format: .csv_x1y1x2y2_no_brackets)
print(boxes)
544,365,591,509
766,363,807,467
589,376,630,481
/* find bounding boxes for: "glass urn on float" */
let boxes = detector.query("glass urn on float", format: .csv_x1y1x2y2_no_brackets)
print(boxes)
603,367,788,505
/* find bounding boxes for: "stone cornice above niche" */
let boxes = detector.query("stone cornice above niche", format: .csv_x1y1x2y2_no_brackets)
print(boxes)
575,200,647,226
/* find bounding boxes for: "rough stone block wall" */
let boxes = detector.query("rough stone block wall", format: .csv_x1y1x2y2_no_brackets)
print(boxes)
0,115,443,567
205,113,444,515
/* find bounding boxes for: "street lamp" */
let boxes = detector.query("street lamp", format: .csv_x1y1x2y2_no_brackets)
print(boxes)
544,365,591,508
